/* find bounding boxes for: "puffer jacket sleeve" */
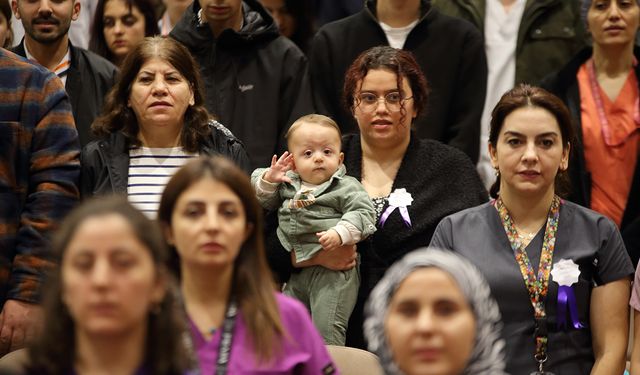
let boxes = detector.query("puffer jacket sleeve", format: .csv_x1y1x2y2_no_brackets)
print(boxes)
79,141,100,199
207,120,251,174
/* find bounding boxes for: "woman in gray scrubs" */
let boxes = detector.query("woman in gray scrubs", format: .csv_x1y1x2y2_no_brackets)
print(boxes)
430,84,633,375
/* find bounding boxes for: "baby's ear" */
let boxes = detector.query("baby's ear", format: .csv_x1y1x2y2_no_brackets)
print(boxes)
291,158,297,172
339,152,344,164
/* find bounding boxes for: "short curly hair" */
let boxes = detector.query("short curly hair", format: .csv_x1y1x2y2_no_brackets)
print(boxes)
343,46,429,127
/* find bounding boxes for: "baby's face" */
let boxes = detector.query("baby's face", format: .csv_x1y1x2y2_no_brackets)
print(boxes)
288,122,344,185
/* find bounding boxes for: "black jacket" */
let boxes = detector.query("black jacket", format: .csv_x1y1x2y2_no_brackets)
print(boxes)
12,41,118,147
80,121,251,197
432,0,586,85
170,0,313,169
308,0,487,163
541,47,640,265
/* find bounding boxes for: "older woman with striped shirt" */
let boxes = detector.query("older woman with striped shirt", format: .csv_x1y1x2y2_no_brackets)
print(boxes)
80,36,249,217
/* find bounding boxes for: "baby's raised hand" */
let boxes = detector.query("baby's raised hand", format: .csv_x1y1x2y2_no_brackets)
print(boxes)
263,152,294,184
317,230,342,251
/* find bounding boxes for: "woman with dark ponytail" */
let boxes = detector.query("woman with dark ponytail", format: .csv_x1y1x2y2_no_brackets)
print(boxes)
431,84,633,375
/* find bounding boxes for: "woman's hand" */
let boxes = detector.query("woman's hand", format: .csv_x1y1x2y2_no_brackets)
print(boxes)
291,244,357,271
263,152,294,184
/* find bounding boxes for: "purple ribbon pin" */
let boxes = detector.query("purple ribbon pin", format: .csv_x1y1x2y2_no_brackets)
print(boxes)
557,285,586,330
550,259,586,330
379,188,413,228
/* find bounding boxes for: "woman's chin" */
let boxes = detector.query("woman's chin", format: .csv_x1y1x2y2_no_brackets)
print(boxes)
140,116,182,129
110,49,129,62
81,320,140,338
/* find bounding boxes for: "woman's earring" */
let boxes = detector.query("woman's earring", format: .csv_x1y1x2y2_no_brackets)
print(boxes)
494,168,500,177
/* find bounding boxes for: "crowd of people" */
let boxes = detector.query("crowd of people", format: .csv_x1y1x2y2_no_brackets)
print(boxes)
1,0,640,374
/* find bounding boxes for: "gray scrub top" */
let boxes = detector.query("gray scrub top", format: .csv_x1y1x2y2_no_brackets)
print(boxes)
430,200,633,375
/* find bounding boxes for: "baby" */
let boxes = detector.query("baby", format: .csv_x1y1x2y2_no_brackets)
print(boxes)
251,114,376,345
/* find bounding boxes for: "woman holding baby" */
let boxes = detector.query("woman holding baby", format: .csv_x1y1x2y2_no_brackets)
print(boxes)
265,46,488,348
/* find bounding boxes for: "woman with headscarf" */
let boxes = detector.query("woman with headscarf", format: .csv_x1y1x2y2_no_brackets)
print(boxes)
364,248,506,375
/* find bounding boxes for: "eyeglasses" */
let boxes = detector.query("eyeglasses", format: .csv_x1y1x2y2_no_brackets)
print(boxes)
356,92,413,113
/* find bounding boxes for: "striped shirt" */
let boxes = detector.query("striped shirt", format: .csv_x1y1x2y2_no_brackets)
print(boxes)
127,147,197,218
24,43,72,85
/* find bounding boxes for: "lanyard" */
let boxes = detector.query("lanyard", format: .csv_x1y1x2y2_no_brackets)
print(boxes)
495,195,561,371
215,299,238,375
187,298,238,375
586,58,640,147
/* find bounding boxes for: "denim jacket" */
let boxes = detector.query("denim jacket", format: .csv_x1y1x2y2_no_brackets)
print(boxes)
251,165,376,262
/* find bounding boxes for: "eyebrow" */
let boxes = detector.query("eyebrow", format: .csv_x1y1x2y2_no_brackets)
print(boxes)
184,199,240,206
359,89,401,94
503,131,559,138
104,12,136,19
137,70,179,76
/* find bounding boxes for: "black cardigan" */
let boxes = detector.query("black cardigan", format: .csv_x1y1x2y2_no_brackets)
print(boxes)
341,134,487,348
541,47,640,265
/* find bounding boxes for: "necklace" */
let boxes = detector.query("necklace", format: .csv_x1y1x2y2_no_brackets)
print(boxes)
515,226,536,241
586,58,640,146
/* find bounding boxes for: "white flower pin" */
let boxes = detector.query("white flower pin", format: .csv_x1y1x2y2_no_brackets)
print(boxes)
550,259,580,286
380,188,413,228
388,188,413,207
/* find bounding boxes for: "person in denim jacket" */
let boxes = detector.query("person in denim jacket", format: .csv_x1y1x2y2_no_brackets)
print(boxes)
251,114,376,345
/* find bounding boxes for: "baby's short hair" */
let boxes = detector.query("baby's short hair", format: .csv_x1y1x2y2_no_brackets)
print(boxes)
285,114,342,147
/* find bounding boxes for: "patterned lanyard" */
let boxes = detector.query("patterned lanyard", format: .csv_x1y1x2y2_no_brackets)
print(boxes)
586,58,640,147
494,195,561,369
